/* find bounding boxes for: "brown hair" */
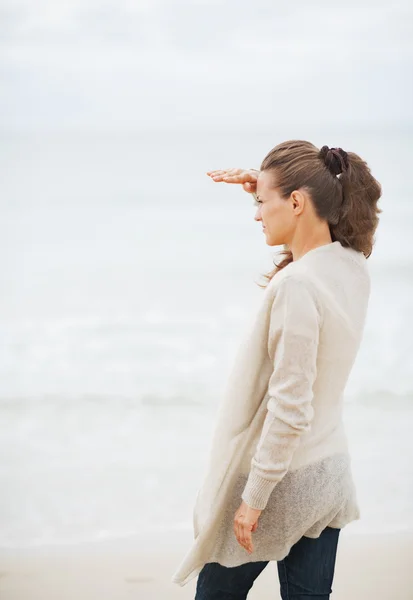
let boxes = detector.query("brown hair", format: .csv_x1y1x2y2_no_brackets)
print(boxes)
257,140,382,287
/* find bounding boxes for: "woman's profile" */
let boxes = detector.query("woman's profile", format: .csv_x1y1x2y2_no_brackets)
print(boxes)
171,140,382,599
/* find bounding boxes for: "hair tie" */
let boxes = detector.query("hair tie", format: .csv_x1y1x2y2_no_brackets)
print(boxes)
319,145,349,177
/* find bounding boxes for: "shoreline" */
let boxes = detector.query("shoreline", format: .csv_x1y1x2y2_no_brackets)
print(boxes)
0,529,412,599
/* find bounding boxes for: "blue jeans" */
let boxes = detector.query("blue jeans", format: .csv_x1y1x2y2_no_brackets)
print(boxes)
195,526,340,600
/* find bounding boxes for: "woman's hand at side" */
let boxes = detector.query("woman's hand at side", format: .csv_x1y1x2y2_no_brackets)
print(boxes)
206,168,259,194
233,500,262,554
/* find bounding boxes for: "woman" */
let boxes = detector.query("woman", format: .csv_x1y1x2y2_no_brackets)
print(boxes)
171,141,382,599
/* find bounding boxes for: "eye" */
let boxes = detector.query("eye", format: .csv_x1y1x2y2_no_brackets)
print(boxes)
252,193,262,206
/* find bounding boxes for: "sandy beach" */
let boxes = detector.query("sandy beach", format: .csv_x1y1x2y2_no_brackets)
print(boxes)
0,529,412,600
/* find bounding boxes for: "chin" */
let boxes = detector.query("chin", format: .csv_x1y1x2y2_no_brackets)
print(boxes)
268,228,287,246
264,234,280,247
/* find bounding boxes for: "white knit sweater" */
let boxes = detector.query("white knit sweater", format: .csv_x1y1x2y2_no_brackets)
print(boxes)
172,240,370,587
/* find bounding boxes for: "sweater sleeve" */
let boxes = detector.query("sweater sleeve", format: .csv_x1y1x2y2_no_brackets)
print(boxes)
241,275,322,510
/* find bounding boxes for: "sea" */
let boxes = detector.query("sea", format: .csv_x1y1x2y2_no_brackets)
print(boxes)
0,127,412,549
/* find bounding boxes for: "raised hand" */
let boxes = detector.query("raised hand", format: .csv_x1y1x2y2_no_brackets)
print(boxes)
206,168,259,194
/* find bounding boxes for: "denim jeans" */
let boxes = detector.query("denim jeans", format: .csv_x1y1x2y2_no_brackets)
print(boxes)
195,526,340,600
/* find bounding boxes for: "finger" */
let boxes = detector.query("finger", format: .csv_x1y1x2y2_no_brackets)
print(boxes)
208,168,240,176
234,519,242,549
221,172,250,183
237,521,249,552
234,517,249,552
240,524,249,551
212,175,242,183
225,168,243,176
208,169,239,182
208,168,243,178
206,173,225,181
221,176,243,183
223,171,257,184
243,182,258,193
243,526,253,553
207,170,229,176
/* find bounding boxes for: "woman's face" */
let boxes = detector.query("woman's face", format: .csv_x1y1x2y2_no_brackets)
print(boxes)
255,170,295,246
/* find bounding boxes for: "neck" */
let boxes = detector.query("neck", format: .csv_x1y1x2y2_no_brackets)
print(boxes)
288,231,333,262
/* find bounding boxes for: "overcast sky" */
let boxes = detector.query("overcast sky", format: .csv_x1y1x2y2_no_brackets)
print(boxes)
1,0,412,130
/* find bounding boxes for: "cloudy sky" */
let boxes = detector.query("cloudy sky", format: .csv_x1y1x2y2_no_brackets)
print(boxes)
1,0,412,130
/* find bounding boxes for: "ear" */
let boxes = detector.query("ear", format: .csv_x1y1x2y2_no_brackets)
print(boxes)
290,190,306,215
